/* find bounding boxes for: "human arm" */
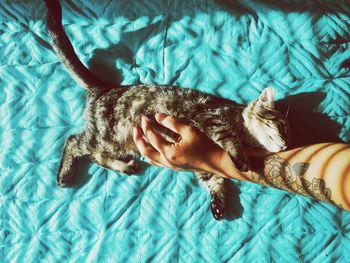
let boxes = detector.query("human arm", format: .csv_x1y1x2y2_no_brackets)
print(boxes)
133,114,350,211
245,143,350,210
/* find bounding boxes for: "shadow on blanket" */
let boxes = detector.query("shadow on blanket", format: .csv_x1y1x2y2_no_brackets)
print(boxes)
88,19,164,86
225,180,244,220
276,92,344,148
216,0,349,15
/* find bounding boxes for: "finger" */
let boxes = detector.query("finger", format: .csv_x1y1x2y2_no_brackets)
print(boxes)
145,158,166,168
133,126,161,159
133,126,169,167
141,116,171,152
155,113,189,135
147,156,181,171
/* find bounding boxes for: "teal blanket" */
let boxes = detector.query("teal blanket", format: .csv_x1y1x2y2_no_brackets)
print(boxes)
1,0,350,262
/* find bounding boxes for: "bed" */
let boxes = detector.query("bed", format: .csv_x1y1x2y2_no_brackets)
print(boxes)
1,0,349,262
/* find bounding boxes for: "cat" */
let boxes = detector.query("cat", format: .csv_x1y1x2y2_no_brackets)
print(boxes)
44,0,289,220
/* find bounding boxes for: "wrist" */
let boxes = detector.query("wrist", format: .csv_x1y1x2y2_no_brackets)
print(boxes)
215,150,248,181
200,147,232,178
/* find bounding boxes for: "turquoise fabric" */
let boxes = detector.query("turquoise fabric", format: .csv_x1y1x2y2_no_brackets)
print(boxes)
1,0,350,262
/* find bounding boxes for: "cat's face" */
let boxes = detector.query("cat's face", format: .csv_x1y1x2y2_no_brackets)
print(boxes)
243,88,290,152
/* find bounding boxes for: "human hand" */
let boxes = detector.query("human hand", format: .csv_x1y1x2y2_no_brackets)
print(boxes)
132,113,229,175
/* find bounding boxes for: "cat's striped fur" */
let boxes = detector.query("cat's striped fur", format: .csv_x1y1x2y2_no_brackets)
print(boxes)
44,0,289,220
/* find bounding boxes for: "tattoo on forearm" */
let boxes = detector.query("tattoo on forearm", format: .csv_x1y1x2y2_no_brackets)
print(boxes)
252,156,334,204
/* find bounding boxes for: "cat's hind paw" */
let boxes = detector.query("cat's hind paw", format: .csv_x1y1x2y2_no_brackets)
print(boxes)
210,193,225,221
57,171,74,188
57,160,76,188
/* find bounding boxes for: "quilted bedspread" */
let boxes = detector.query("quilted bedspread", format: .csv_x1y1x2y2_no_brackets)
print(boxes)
1,0,350,262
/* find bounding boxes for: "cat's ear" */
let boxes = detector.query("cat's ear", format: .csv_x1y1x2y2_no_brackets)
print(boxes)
257,87,275,108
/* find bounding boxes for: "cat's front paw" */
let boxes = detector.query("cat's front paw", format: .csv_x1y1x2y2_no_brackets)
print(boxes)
235,160,249,172
231,155,250,172
123,160,141,175
210,193,225,221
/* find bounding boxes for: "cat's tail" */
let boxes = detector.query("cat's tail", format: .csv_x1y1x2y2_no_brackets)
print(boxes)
44,0,113,93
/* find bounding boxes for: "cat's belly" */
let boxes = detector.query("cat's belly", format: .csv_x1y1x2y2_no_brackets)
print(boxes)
91,118,138,156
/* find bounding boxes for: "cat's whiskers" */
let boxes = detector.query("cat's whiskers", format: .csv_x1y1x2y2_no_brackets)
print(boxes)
284,103,291,122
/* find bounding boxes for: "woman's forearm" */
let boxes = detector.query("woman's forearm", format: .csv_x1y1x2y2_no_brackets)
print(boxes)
215,143,350,211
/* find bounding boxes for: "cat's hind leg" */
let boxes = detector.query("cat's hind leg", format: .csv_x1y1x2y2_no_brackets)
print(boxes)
214,135,250,172
203,128,250,172
196,172,226,220
91,153,141,175
57,134,89,187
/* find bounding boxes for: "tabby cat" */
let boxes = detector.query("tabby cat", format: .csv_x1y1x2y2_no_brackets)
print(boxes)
44,0,289,220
